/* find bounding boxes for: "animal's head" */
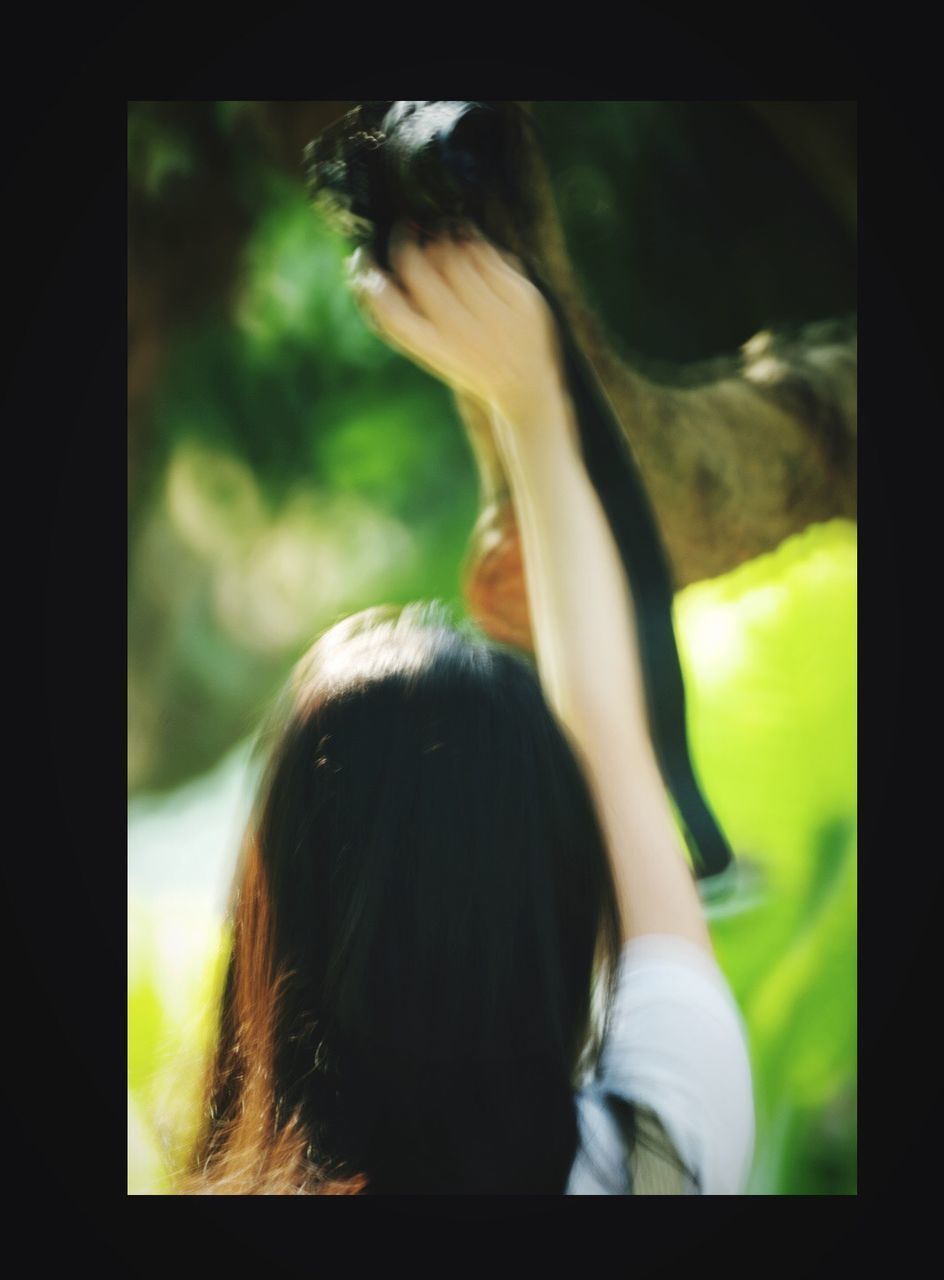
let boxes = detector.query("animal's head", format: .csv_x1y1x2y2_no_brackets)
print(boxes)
303,101,542,271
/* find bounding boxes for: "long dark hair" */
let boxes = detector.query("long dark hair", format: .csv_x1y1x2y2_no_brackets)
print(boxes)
177,599,630,1194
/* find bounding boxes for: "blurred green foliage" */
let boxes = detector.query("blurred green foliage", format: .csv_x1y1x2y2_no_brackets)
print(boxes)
128,102,855,1194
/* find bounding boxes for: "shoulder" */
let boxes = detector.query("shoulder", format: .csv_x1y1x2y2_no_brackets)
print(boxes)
567,1081,631,1194
590,934,756,1195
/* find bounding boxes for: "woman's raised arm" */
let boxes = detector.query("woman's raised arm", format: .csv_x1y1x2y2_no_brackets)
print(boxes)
346,220,713,956
489,388,713,956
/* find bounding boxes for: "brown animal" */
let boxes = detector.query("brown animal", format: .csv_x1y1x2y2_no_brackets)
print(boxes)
452,103,856,652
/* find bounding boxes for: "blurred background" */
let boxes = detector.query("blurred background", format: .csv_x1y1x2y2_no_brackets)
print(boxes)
128,100,857,1194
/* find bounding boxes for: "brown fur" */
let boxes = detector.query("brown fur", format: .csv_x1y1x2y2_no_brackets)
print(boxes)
453,104,856,651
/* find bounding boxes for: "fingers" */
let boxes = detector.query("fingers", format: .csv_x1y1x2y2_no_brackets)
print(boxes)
422,236,511,325
457,228,533,308
422,231,507,318
346,244,475,392
416,223,532,323
346,247,442,358
387,223,475,325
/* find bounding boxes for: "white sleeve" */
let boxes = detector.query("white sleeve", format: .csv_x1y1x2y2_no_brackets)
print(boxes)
594,933,756,1195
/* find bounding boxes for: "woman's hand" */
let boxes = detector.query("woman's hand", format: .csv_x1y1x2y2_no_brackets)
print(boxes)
345,221,567,426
